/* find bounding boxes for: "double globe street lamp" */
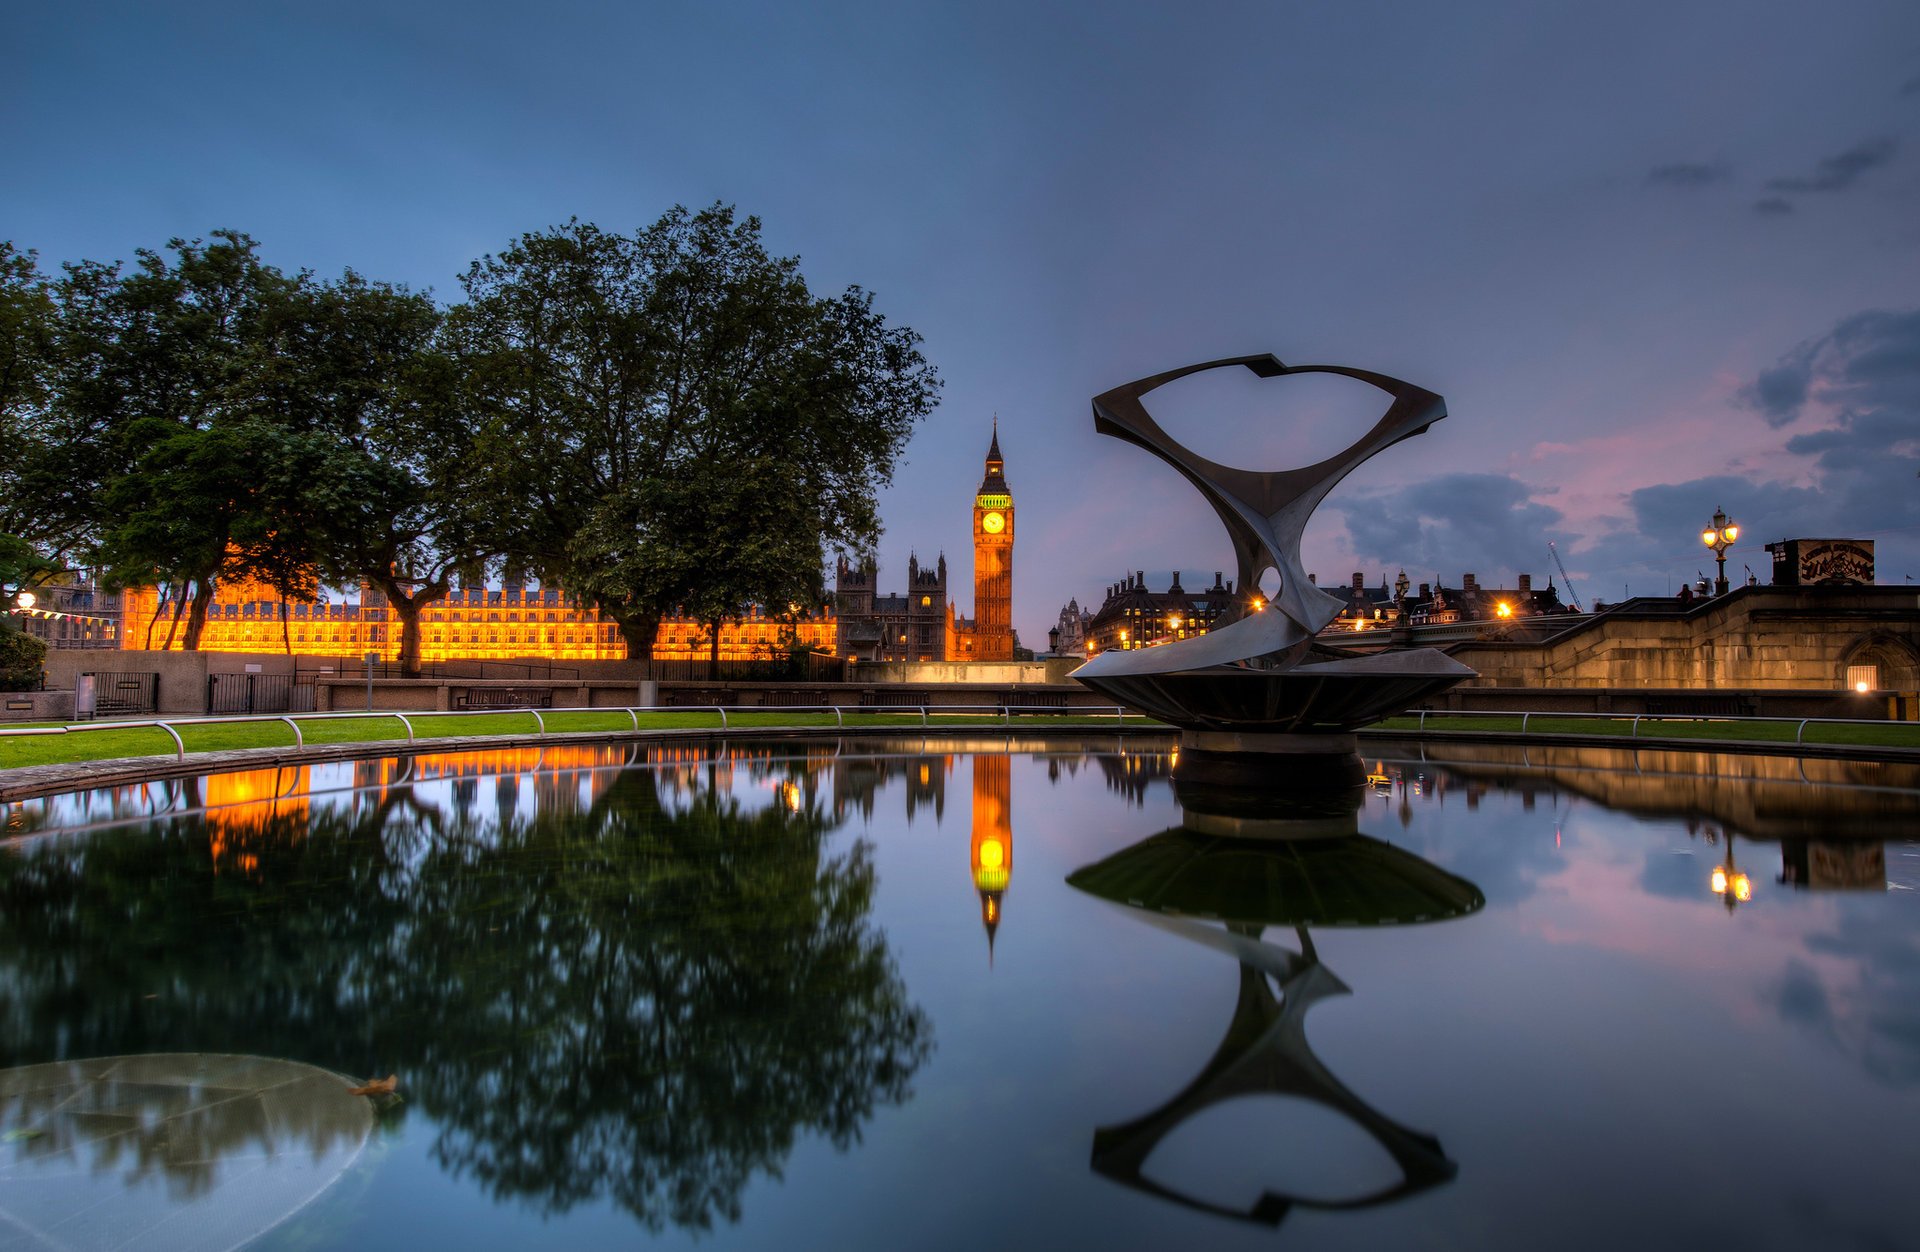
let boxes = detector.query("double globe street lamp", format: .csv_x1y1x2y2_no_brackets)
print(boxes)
1701,507,1739,596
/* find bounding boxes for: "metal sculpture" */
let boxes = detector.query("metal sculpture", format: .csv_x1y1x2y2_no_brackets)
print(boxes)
1072,354,1472,749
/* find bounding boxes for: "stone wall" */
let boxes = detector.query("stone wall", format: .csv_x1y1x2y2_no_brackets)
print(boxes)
1448,587,1920,691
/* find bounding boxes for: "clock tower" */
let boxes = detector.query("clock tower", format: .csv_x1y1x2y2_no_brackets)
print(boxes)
973,419,1015,662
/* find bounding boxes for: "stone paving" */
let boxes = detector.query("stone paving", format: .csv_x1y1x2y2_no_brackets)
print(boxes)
0,1054,372,1251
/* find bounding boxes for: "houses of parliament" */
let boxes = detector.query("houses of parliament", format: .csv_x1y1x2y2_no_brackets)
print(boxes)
105,426,1019,665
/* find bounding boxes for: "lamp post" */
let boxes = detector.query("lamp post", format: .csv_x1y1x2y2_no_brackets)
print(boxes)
1701,507,1739,596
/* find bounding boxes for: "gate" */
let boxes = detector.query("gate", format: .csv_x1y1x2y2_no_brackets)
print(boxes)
207,672,304,715
80,671,160,718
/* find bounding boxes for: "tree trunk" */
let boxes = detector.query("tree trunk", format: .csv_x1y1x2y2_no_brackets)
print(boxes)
280,599,292,654
604,602,661,666
708,618,722,680
182,578,217,651
379,575,449,680
161,583,188,651
143,583,167,651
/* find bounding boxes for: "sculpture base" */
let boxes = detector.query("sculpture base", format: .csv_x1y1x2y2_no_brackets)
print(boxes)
1174,733,1368,831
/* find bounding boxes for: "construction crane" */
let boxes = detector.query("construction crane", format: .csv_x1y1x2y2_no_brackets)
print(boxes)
1547,541,1585,612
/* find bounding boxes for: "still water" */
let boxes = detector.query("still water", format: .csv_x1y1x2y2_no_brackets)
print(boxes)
1,736,1916,1251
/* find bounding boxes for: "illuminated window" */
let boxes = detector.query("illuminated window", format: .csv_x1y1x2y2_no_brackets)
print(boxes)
1847,664,1878,693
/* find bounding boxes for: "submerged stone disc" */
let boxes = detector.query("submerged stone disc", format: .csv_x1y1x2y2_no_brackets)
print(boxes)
0,1053,373,1252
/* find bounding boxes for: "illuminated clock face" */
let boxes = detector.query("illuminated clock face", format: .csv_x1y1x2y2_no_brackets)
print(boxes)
982,511,1005,534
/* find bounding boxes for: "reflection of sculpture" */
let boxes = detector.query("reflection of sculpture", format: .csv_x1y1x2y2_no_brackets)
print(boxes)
1067,823,1482,1227
0,1053,370,1249
1072,356,1472,777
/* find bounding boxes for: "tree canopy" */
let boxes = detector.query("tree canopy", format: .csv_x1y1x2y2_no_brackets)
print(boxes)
453,205,941,655
1,206,938,659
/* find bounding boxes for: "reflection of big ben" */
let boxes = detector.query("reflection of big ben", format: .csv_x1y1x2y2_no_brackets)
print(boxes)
973,420,1014,662
970,754,1013,962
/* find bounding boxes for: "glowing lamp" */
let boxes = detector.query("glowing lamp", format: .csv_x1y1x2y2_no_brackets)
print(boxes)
1251,597,1265,612
1496,602,1513,618
1702,529,1717,547
1855,680,1870,693
13,591,33,611
979,839,1004,870
1711,867,1728,894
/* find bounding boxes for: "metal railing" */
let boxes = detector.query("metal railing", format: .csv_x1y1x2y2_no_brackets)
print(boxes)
1399,707,1909,747
0,703,1148,764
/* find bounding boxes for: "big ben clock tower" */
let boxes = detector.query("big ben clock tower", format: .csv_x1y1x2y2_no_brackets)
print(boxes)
973,419,1015,662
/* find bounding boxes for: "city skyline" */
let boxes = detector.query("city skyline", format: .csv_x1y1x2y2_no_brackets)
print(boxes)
10,1,1919,646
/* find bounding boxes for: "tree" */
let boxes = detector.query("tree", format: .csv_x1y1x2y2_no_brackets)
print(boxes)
0,242,76,578
453,205,939,659
53,231,305,649
277,273,500,676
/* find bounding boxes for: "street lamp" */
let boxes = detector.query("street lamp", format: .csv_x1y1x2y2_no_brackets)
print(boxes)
1701,507,1739,596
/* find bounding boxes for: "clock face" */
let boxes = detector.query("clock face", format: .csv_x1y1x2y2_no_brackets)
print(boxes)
981,510,1005,534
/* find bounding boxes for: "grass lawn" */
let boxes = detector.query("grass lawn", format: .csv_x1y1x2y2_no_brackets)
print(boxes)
0,709,1155,771
1369,714,1920,750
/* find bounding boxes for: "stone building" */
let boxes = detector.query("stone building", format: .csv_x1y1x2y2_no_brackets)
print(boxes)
833,553,953,662
833,422,1016,663
12,572,121,650
1085,571,1237,656
121,579,836,663
1050,598,1094,657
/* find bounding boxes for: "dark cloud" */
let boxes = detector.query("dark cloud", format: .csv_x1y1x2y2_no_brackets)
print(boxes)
1334,472,1566,581
1753,196,1794,216
1583,307,1920,587
1765,136,1898,193
1646,161,1731,187
1743,345,1817,425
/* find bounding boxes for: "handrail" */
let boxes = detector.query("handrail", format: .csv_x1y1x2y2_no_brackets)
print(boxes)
0,701,1171,772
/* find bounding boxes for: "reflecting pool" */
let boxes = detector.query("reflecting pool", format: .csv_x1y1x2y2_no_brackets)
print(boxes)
2,736,1916,1250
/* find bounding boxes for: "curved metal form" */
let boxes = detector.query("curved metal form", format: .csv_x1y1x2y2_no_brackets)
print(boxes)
1073,354,1474,733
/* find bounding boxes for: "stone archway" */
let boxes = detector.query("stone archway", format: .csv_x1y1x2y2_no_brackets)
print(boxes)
1839,632,1920,692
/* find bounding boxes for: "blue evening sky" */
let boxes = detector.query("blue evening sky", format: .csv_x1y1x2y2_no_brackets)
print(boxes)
8,0,1919,640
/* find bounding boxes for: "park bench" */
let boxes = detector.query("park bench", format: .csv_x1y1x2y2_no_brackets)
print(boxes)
455,687,555,710
1644,695,1755,718
859,690,932,708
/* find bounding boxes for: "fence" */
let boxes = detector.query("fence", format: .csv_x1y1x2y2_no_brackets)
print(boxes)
78,671,159,718
645,653,850,683
206,672,312,715
0,702,1148,764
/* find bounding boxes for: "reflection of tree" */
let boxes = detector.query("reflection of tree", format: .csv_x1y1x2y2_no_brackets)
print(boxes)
0,766,931,1232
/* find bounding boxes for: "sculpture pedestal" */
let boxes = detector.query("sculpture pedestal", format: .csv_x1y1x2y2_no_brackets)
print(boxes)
1175,733,1374,791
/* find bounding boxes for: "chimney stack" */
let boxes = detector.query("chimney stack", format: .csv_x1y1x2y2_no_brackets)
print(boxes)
1463,573,1478,592
1518,573,1532,594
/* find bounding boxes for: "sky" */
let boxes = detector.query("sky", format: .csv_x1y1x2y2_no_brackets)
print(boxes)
7,0,1920,645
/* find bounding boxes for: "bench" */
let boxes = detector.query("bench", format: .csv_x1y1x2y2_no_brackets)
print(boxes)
859,690,933,708
1644,695,1755,718
455,688,555,710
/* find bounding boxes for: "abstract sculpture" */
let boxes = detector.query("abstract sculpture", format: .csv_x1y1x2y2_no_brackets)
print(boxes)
1072,355,1473,780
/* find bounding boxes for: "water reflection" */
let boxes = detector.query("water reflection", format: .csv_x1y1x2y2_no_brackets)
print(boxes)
1067,787,1483,1228
0,1053,372,1251
0,749,934,1234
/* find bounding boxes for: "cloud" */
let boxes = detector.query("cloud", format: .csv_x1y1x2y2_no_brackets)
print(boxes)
1334,472,1566,581
1579,307,1920,586
1764,136,1898,193
1903,74,1920,97
1753,196,1794,216
1646,161,1731,187
1742,344,1817,425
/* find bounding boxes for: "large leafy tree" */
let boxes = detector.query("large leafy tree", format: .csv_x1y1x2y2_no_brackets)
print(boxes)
453,205,940,658
0,242,73,580
277,273,500,675
52,231,307,649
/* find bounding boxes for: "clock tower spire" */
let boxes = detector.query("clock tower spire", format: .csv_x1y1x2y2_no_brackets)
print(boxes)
973,418,1014,661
